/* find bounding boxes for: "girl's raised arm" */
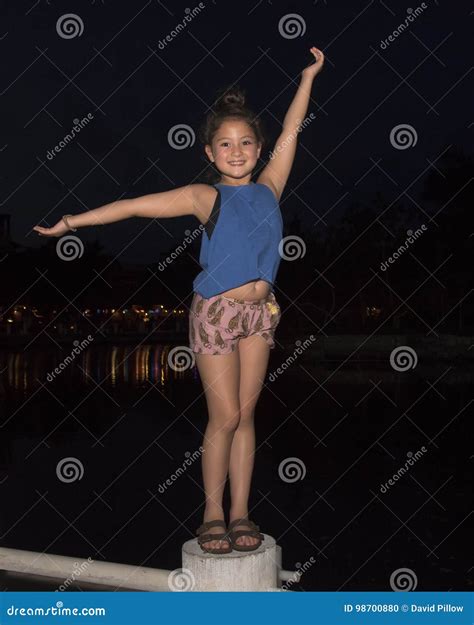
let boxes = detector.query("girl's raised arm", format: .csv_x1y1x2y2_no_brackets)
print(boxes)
33,184,203,237
258,46,325,202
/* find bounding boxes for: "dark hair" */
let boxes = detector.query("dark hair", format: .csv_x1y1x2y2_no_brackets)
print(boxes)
199,84,266,184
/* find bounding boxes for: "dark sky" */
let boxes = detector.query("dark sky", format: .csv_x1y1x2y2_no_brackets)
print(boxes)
1,0,471,264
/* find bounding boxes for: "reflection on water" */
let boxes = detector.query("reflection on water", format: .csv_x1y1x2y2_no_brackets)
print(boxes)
2,342,474,396
0,343,199,394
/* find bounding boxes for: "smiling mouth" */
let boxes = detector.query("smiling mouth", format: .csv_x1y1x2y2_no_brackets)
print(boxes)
228,161,245,166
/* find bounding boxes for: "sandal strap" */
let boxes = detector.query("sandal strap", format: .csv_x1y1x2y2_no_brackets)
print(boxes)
196,519,227,535
228,518,260,532
229,529,263,540
197,532,229,544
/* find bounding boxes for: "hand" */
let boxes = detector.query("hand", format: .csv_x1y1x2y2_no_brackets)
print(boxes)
33,219,71,238
302,46,325,80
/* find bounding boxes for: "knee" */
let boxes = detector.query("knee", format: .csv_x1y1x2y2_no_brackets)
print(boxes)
238,407,255,427
210,406,241,433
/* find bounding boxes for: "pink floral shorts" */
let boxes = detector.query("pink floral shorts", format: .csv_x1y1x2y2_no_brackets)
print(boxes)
189,290,282,354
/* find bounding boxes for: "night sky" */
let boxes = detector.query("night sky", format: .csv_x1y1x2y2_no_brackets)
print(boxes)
1,0,471,265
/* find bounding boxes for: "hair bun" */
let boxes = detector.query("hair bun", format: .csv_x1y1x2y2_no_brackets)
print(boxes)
214,86,246,112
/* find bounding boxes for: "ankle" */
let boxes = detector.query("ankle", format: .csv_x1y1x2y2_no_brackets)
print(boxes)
204,505,224,521
229,508,249,521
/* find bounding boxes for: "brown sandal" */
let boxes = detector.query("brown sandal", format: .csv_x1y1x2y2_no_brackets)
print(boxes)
227,518,265,552
195,519,232,554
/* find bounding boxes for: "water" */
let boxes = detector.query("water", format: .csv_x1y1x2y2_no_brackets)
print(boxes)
0,343,471,591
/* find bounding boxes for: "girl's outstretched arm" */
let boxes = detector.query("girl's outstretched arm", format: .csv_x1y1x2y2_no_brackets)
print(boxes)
258,46,325,202
33,184,202,237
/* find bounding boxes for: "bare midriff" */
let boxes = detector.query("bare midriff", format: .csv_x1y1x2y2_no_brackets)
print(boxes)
219,279,271,301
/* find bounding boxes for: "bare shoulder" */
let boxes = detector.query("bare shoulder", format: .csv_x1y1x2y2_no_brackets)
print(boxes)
255,175,281,202
190,183,219,225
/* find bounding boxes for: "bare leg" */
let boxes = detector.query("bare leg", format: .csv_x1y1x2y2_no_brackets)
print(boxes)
195,349,240,551
229,335,270,548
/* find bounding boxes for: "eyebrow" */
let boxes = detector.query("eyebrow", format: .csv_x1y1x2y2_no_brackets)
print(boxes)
216,135,254,140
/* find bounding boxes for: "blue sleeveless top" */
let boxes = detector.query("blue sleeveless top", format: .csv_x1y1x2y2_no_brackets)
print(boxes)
193,182,283,298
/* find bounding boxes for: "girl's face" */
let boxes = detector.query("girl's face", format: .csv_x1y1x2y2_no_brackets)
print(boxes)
206,119,261,184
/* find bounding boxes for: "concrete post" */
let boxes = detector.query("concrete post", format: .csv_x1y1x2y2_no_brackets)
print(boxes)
182,534,283,591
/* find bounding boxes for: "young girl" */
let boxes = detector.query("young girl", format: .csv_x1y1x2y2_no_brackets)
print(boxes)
34,47,325,555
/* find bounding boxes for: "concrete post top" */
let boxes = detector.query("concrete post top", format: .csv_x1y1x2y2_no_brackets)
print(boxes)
181,535,280,591
182,533,276,558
